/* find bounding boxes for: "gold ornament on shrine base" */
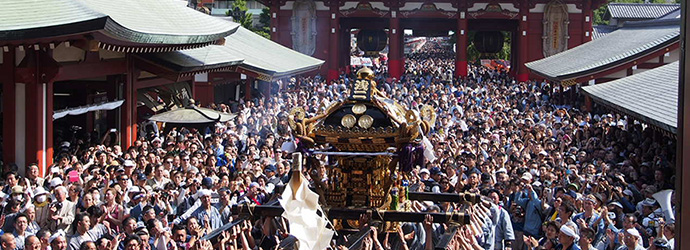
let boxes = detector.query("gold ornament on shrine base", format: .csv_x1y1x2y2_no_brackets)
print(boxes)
292,67,435,230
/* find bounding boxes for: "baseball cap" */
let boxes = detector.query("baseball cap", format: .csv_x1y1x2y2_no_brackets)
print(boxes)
430,167,442,175
623,189,634,197
641,198,656,207
419,169,430,175
608,201,623,209
265,164,277,172
201,177,214,188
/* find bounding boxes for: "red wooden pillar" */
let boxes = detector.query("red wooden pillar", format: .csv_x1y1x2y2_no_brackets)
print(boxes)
582,0,593,43
2,47,16,167
584,92,593,111
46,80,53,171
20,49,55,175
327,3,340,82
121,55,139,148
270,1,280,42
244,77,252,100
517,3,530,82
388,8,403,80
455,10,468,77
193,73,215,106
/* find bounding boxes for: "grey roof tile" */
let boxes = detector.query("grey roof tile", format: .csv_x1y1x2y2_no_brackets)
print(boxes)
525,20,679,80
581,62,678,134
82,0,238,44
223,26,324,78
138,45,244,73
606,3,679,20
0,0,107,41
138,26,324,77
592,25,618,40
0,0,239,45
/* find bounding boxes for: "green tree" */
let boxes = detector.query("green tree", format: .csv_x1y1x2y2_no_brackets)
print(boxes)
226,0,270,39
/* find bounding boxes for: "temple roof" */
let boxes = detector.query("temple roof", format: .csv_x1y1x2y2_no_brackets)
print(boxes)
137,45,244,74
223,27,324,80
525,19,679,81
605,3,679,20
581,61,678,134
592,25,618,40
0,0,107,41
0,0,238,46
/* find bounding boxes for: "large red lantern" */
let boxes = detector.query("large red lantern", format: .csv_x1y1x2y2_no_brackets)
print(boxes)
473,31,504,54
357,30,388,56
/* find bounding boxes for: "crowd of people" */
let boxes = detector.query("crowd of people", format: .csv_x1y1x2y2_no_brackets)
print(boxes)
0,40,677,250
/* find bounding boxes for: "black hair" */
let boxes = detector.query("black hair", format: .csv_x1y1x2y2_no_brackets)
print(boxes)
172,224,186,233
3,171,17,180
123,234,142,248
72,213,90,235
35,229,51,239
87,206,104,218
13,213,28,225
79,241,95,250
562,201,576,216
580,228,595,241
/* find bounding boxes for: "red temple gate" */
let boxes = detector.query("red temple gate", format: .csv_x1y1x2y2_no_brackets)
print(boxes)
259,0,605,82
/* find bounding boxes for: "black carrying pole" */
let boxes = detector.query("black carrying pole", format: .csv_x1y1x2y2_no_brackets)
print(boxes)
341,221,382,249
200,218,246,241
232,204,470,224
407,192,481,204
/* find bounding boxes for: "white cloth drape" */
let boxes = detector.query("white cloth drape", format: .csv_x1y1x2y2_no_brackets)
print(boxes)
53,100,124,120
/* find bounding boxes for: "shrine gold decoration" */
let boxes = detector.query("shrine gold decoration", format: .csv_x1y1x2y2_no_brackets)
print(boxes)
358,115,374,129
288,107,306,130
341,114,357,128
352,104,367,114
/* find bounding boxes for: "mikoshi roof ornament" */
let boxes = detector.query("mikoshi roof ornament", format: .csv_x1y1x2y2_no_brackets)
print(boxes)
227,68,494,249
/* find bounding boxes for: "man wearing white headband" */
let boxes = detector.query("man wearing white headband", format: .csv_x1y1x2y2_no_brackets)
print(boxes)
49,230,67,250
557,225,580,250
618,228,645,250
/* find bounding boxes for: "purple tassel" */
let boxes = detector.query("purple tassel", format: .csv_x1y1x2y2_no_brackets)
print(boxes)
413,144,425,168
398,144,415,172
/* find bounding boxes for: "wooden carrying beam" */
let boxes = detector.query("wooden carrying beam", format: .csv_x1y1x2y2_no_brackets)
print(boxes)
232,205,470,224
407,192,481,204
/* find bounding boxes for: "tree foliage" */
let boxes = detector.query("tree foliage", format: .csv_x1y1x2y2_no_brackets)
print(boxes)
227,0,270,39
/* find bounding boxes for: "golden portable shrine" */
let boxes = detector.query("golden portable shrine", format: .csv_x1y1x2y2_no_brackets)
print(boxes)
226,68,489,249
287,67,437,211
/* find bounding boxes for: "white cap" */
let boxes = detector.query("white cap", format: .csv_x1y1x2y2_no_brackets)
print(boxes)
521,172,533,181
419,169,430,175
123,160,136,167
49,178,63,188
33,187,48,197
625,228,641,238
